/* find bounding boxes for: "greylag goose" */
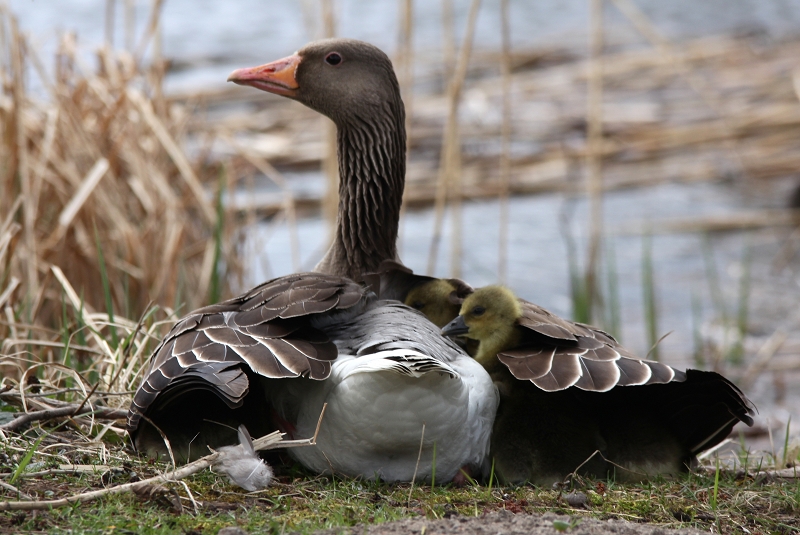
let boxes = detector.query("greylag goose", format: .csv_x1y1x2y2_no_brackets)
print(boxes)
127,39,497,483
442,285,755,485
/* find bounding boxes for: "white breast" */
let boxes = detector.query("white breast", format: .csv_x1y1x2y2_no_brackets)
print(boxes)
269,302,497,482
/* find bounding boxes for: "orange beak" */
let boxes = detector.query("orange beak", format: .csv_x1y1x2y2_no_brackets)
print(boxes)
227,54,301,97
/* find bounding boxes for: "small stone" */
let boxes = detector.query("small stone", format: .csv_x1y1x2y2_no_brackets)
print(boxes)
218,528,248,535
563,491,589,509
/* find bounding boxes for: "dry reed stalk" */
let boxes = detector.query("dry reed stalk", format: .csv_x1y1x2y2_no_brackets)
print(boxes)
611,209,800,235
124,0,135,52
584,0,604,316
45,158,110,249
105,0,116,47
426,0,456,275
0,278,19,311
739,328,788,391
396,0,414,256
793,69,800,103
299,0,318,39
128,89,216,224
134,0,165,63
222,132,302,271
428,0,455,275
497,0,512,283
9,17,37,300
397,0,415,130
427,0,482,277
608,0,749,178
441,0,456,83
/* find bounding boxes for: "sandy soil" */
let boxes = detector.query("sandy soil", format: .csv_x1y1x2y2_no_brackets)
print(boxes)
315,512,705,535
220,511,705,535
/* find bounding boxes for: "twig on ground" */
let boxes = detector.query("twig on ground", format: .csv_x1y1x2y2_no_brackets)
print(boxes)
0,405,128,432
0,404,327,511
0,430,287,511
407,422,426,505
70,382,100,417
699,465,800,480
0,480,33,501
0,466,110,479
0,388,133,399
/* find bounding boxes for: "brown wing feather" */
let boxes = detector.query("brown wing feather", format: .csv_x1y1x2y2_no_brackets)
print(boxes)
573,358,621,392
498,297,686,394
645,361,678,384
128,361,249,432
192,342,235,363
497,346,555,380
615,357,653,385
127,273,366,435
530,351,582,391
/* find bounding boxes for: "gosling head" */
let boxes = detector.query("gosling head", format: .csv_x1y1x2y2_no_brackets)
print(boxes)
404,279,463,329
442,286,523,365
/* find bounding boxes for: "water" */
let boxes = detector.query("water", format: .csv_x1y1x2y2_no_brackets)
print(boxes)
10,0,800,93
246,179,762,362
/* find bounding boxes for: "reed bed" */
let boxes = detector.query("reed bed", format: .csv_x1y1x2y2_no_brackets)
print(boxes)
0,5,310,517
0,5,265,429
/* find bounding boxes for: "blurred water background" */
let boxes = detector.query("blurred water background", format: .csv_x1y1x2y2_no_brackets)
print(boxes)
13,0,800,90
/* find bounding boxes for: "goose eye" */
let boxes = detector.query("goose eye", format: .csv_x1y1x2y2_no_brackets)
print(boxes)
472,306,486,316
325,52,342,66
411,301,425,310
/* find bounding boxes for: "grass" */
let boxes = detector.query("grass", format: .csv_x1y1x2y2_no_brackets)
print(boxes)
1,435,798,534
641,233,660,362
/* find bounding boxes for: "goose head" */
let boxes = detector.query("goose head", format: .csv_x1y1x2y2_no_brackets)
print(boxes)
229,38,402,128
442,285,523,366
228,39,406,281
404,279,463,329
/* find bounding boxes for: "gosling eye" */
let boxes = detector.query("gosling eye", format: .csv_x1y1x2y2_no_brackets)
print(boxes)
411,300,425,310
325,52,342,66
471,306,486,316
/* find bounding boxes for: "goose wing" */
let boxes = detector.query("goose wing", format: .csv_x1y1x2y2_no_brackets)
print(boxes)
127,272,367,435
492,299,755,479
497,299,680,392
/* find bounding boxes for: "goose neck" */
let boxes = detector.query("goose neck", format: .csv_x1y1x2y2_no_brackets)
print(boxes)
317,103,406,281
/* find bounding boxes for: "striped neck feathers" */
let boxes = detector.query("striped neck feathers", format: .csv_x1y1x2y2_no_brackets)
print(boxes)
316,98,406,281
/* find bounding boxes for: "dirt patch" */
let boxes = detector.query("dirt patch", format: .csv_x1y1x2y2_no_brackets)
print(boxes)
309,510,703,535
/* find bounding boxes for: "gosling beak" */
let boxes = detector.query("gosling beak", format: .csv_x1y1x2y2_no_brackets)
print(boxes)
227,54,301,98
442,315,469,337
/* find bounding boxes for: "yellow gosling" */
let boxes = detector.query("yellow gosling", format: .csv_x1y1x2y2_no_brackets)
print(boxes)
404,278,463,329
